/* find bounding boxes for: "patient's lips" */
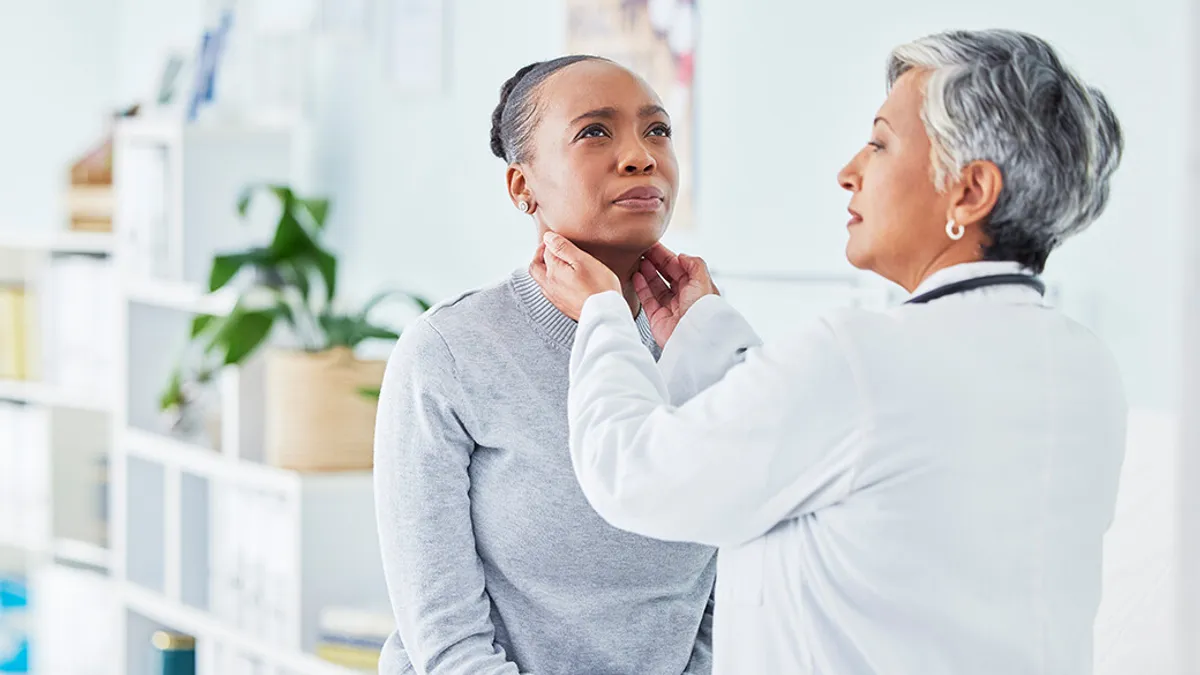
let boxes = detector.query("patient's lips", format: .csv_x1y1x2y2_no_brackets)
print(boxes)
847,207,863,227
614,186,665,212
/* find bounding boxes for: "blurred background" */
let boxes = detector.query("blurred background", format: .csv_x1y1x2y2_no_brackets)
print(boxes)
0,0,1190,673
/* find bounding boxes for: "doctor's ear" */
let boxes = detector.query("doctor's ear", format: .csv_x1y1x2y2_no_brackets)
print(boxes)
948,160,1003,229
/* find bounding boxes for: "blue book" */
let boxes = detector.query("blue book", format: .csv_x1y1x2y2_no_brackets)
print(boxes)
0,577,29,674
151,631,196,675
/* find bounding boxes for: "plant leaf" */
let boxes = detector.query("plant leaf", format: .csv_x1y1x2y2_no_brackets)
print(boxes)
358,324,400,341
208,251,268,292
359,289,432,318
190,314,219,338
313,247,337,302
357,386,381,400
268,185,295,209
274,299,297,329
282,260,312,304
336,316,401,348
215,307,277,365
318,314,350,348
269,211,315,260
236,185,256,217
299,198,331,230
160,367,184,410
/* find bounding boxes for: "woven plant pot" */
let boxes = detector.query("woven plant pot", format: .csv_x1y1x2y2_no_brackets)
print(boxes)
264,346,385,471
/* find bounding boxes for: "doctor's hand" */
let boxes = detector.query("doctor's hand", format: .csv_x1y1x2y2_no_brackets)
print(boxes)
530,232,621,321
636,243,719,346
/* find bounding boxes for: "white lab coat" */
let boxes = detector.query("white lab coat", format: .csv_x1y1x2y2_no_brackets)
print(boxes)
568,261,1127,675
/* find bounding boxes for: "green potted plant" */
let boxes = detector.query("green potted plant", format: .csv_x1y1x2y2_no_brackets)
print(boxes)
161,184,429,470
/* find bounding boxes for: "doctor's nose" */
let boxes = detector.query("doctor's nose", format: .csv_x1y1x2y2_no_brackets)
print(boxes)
838,158,862,193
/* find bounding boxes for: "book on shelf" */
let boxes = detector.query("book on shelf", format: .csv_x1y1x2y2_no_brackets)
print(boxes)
151,631,196,675
0,402,49,550
115,142,172,280
66,135,114,234
41,255,116,397
0,284,28,381
31,564,120,675
0,574,28,673
314,606,392,672
211,485,298,647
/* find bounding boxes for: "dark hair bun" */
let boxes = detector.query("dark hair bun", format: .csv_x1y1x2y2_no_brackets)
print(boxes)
491,62,541,160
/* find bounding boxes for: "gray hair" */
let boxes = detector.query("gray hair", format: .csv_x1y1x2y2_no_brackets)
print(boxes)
887,29,1123,272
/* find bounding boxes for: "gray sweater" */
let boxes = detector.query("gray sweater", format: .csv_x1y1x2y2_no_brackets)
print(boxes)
373,270,717,675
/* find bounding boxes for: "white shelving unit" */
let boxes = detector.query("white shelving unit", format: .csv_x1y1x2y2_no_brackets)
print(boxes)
2,116,389,675
0,229,115,255
0,378,111,413
105,117,388,675
0,229,118,675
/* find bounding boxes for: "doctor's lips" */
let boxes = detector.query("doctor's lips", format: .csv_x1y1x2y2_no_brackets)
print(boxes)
613,185,665,212
847,208,863,227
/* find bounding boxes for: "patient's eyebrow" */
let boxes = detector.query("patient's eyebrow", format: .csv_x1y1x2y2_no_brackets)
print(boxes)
571,105,670,126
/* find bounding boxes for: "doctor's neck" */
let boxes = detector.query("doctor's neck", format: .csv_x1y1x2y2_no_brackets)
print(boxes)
896,236,988,293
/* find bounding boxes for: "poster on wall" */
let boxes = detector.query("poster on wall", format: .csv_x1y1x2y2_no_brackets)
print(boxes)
566,0,698,230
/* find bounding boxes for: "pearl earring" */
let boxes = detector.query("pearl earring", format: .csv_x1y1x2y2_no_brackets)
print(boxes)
518,201,529,213
946,220,965,241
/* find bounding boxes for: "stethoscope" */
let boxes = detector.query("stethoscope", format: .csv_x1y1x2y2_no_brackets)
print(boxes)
904,274,1046,305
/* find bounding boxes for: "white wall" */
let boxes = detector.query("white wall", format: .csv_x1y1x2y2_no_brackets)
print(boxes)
306,0,1187,410
0,0,118,230
0,0,1185,411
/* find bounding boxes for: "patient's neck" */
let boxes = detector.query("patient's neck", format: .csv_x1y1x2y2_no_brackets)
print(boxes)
583,246,643,318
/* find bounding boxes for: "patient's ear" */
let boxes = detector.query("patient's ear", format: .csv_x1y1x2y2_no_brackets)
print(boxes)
507,164,535,214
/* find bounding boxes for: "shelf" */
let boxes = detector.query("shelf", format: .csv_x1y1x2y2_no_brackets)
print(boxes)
123,278,237,316
124,583,361,675
0,229,114,254
0,535,47,556
53,538,110,570
124,427,311,493
0,378,113,412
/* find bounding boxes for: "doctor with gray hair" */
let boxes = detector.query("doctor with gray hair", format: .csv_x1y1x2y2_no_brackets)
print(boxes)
531,29,1126,674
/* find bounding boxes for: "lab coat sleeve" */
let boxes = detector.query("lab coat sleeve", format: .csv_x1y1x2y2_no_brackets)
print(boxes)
657,294,764,405
569,291,863,549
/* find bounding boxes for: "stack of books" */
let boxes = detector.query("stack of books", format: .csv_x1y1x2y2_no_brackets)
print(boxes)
210,486,296,646
66,137,114,233
0,284,29,381
314,606,393,672
42,255,115,396
31,564,120,675
0,401,49,549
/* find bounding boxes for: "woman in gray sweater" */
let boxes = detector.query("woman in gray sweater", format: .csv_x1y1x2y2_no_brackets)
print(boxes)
372,55,717,675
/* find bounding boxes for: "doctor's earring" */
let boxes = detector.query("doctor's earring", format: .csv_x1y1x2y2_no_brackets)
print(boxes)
518,201,530,213
945,219,965,241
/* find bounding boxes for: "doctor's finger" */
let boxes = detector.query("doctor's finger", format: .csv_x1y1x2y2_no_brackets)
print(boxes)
633,272,662,315
529,255,549,286
645,243,686,284
640,259,675,308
